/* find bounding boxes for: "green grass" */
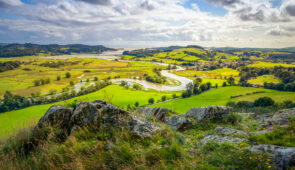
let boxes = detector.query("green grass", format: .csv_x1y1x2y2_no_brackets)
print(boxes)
151,86,295,114
248,75,281,86
0,85,180,139
249,117,295,147
0,58,165,97
174,68,240,79
248,62,295,68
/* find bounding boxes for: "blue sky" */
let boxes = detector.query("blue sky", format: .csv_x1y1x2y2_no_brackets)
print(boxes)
0,0,294,48
183,0,228,16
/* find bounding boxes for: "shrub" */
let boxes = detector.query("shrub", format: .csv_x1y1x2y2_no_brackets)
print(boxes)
65,72,71,78
148,98,155,104
222,113,242,125
254,97,275,107
161,95,167,102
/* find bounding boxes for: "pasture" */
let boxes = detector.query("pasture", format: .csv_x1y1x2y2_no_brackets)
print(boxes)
248,75,281,86
150,86,295,113
248,62,295,68
0,85,180,139
174,68,240,78
0,58,165,97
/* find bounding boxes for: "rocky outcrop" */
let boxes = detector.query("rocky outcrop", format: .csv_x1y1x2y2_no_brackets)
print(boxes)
185,106,232,122
255,108,295,128
137,107,173,122
200,135,249,144
38,105,73,129
37,101,160,139
215,127,249,137
250,145,295,170
168,116,191,130
130,116,162,138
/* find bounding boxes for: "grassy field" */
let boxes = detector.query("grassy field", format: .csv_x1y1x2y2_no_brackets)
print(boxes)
248,62,295,68
248,75,281,86
174,68,240,78
122,47,240,65
150,86,295,113
0,58,165,97
0,85,180,139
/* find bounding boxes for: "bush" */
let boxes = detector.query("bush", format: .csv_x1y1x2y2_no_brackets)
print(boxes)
161,95,167,102
135,101,139,107
65,72,71,78
148,98,155,104
222,113,242,125
254,97,275,107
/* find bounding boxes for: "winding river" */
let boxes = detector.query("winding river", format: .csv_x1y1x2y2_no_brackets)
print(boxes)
42,49,193,92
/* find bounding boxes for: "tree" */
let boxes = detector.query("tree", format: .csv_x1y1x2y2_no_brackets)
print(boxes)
135,101,139,107
34,79,40,86
70,81,74,86
186,82,193,91
172,94,177,98
94,76,98,81
227,77,235,86
148,98,155,104
56,75,61,81
65,72,71,78
254,97,275,107
222,82,227,87
194,78,202,87
161,95,167,102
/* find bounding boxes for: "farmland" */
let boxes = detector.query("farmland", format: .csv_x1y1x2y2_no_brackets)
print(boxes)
248,62,295,68
151,86,295,113
248,75,281,86
0,84,181,139
0,58,165,97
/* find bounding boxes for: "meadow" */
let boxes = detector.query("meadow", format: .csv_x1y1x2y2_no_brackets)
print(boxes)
174,68,240,78
248,75,281,86
0,85,180,139
0,58,165,97
248,62,295,68
121,47,240,66
151,86,295,113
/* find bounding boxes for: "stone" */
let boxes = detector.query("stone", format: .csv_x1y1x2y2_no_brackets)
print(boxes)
37,105,72,129
215,127,249,137
250,144,295,170
137,107,173,122
168,116,191,130
130,115,162,138
200,135,249,144
185,106,232,122
255,108,295,128
70,102,99,128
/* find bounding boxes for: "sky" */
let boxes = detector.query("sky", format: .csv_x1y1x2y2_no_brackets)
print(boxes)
0,0,295,48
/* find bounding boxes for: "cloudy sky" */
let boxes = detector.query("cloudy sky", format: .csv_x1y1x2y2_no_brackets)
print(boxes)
0,0,295,48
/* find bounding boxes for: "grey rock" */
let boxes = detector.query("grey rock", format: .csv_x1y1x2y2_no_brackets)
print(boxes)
249,129,272,136
215,127,249,137
137,107,173,122
168,116,191,130
70,102,99,128
255,108,295,128
94,100,131,127
130,115,162,138
38,105,72,129
185,106,232,122
250,144,295,170
200,135,249,144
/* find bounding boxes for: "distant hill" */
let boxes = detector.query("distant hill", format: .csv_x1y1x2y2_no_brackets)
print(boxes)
210,47,295,53
0,43,115,58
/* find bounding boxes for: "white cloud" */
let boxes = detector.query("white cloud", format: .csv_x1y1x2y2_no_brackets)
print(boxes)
0,0,294,48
